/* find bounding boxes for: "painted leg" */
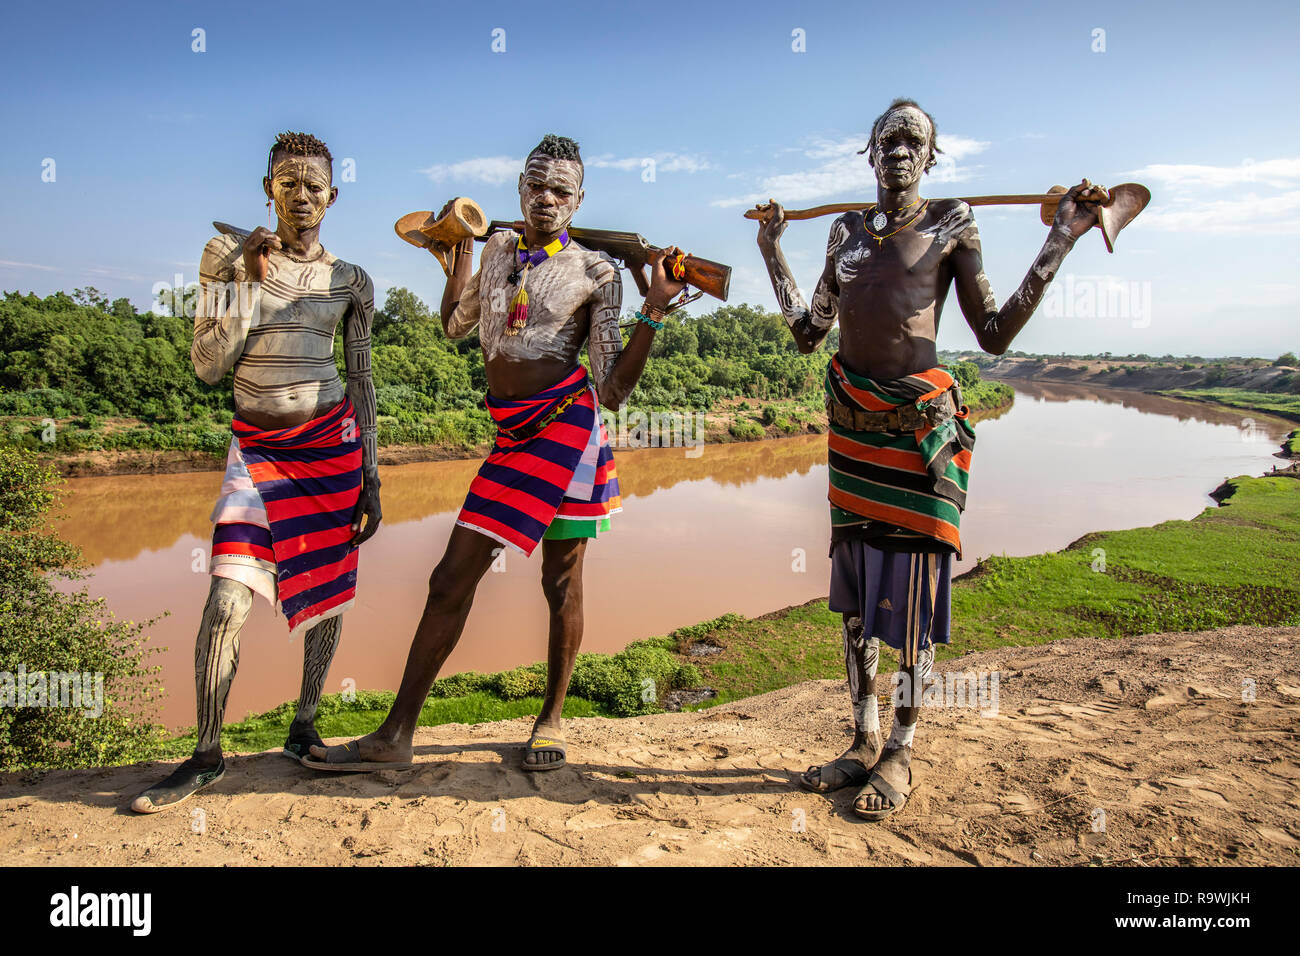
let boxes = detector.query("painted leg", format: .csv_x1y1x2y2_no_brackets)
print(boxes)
306,525,497,767
854,552,940,819
800,614,881,791
130,576,252,813
283,614,343,758
854,642,932,819
194,576,253,760
524,536,587,770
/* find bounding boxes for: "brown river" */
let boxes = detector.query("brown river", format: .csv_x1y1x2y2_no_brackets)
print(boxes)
52,381,1295,729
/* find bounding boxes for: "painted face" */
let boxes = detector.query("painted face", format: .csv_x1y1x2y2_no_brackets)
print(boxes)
268,154,334,230
870,106,934,190
518,155,583,233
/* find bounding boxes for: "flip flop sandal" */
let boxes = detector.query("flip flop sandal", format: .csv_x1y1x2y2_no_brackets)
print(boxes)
129,757,226,814
521,732,566,772
852,766,912,822
299,740,413,773
282,727,325,761
799,757,871,793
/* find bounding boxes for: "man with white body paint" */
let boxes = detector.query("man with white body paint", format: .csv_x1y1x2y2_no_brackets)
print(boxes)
305,135,687,773
756,99,1105,820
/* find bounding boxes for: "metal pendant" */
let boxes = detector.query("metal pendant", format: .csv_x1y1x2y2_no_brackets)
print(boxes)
872,212,888,232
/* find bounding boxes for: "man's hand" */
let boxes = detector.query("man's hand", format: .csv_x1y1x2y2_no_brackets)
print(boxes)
242,226,282,283
425,200,475,273
350,475,383,546
1052,179,1108,240
646,245,689,312
755,199,788,251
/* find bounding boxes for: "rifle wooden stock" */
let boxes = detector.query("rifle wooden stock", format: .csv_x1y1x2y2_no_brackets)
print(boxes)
480,220,731,302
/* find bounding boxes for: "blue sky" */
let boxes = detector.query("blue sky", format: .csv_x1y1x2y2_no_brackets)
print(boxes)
1,0,1297,357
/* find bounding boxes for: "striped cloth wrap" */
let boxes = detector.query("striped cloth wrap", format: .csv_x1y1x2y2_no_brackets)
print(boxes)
213,397,364,635
826,353,975,555
456,365,621,556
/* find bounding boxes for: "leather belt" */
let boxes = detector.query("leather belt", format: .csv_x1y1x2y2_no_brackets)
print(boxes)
496,383,588,442
825,384,962,433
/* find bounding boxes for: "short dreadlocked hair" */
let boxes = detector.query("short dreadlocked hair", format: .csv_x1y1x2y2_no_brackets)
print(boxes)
859,99,942,173
526,134,583,182
267,131,334,180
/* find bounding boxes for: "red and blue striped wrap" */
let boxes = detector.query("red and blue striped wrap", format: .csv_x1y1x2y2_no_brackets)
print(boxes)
220,398,364,635
456,366,621,555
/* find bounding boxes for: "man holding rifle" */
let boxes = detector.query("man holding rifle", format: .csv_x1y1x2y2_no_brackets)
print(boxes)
756,99,1106,820
305,134,686,773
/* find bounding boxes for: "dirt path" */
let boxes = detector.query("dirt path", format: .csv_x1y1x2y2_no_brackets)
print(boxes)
3,626,1297,866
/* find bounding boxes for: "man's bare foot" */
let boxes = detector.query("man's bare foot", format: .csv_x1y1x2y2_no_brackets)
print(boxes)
522,722,566,771
799,731,882,792
853,745,913,821
302,731,413,772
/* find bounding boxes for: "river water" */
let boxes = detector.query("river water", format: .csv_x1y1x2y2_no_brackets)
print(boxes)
52,382,1294,729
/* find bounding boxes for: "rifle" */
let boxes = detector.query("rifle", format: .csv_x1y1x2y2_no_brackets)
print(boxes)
478,220,731,302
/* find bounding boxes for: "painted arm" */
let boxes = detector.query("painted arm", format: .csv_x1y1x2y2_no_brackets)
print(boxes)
591,249,686,411
951,181,1104,355
191,235,257,384
755,203,840,353
344,267,382,545
440,236,482,340
585,256,630,409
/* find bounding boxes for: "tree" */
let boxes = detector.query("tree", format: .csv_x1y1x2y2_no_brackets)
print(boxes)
1275,352,1297,367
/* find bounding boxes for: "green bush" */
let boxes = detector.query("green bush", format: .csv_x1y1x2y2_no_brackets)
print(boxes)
0,447,166,770
428,671,491,698
489,664,547,700
729,419,763,440
565,639,701,716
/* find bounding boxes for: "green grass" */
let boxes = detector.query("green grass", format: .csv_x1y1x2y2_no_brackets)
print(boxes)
160,690,612,759
1288,429,1299,456
159,636,700,756
1159,388,1300,423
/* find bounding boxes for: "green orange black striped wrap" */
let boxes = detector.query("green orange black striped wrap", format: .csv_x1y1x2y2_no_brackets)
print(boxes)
825,354,976,556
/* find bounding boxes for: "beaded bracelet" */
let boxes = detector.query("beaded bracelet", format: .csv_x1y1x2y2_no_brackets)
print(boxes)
635,309,664,330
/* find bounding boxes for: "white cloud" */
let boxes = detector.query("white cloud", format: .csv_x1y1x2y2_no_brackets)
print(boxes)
587,152,712,174
1135,190,1300,235
1128,158,1300,190
1125,157,1300,235
420,151,711,185
420,156,523,186
712,133,989,209
0,259,57,271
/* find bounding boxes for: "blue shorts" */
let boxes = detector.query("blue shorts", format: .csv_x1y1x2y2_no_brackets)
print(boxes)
828,539,953,661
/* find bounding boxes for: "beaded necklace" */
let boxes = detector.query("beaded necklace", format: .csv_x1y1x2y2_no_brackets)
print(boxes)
505,230,570,334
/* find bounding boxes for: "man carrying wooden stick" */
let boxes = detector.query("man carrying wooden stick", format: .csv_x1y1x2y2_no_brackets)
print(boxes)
755,99,1106,820
304,134,686,773
131,131,382,813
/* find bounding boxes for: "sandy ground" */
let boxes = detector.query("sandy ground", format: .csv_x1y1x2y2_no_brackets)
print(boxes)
2,625,1298,867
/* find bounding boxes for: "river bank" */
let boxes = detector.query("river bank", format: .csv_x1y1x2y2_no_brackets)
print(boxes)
978,355,1300,425
16,378,1016,478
